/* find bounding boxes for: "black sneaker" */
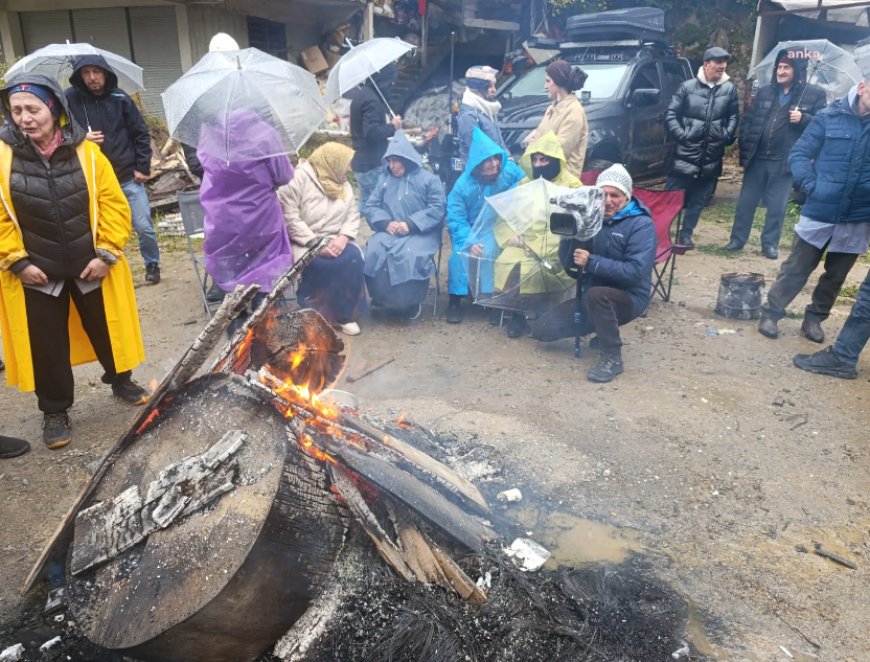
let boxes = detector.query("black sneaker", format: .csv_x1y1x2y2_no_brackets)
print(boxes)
724,240,743,252
145,263,161,284
206,282,225,303
446,299,462,324
505,314,529,338
758,316,779,339
761,245,779,260
0,434,30,458
800,317,825,343
587,352,624,383
43,412,72,449
793,346,857,379
677,234,694,249
112,377,151,405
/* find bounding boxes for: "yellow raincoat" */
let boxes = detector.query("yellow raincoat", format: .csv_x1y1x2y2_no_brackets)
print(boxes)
493,132,581,295
0,139,145,392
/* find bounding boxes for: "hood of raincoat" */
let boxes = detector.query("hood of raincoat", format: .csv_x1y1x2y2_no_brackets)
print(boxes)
465,126,511,180
518,131,580,187
771,48,809,88
382,130,422,173
0,73,84,147
69,54,119,96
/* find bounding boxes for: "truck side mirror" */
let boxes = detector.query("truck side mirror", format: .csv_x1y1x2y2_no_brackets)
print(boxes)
628,88,661,107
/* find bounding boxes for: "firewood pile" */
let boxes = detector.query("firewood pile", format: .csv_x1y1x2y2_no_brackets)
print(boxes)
9,244,704,662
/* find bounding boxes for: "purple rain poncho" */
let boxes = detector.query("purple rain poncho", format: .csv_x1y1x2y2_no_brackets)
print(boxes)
198,109,294,292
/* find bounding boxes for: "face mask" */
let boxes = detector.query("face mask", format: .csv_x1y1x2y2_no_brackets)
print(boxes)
532,160,560,182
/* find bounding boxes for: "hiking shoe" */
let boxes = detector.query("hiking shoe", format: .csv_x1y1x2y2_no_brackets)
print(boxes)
145,263,161,284
800,317,825,343
112,377,151,405
793,346,857,380
43,412,72,449
405,303,422,320
0,434,30,458
761,245,779,260
206,282,225,303
446,299,462,324
505,314,529,338
758,316,779,339
587,352,624,383
724,240,743,252
677,234,694,249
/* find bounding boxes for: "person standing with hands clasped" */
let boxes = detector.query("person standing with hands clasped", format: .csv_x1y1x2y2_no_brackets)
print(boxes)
0,75,148,450
726,50,826,259
65,55,161,284
665,47,739,248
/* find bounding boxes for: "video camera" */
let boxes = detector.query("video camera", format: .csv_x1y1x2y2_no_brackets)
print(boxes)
549,187,605,241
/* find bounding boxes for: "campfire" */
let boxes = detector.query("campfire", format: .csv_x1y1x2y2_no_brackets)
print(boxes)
16,246,702,662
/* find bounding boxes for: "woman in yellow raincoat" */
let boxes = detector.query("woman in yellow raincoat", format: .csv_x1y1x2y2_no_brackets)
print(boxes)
0,74,146,449
492,131,581,337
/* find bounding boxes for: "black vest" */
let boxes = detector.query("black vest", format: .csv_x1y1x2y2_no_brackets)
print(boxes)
10,138,93,279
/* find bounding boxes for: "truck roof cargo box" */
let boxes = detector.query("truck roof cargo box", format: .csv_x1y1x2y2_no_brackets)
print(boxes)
565,7,666,42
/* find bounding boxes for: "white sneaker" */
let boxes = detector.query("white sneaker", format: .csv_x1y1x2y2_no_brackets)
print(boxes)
340,322,361,336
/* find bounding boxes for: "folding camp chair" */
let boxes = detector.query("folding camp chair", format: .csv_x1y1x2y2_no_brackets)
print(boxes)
176,189,214,318
633,187,689,302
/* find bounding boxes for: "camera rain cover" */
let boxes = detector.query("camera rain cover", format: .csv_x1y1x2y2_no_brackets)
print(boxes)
458,178,578,315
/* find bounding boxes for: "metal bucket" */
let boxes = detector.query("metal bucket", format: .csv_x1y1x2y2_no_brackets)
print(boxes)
714,272,765,320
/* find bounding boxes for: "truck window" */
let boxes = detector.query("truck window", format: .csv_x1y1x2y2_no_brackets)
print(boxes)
661,60,690,96
630,63,661,92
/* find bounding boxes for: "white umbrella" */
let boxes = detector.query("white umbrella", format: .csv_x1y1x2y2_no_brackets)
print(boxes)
5,42,145,94
161,47,327,162
324,37,416,113
752,39,862,101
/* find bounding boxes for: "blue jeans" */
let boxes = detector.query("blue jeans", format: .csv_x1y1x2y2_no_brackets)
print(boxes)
833,269,870,366
666,173,718,238
120,180,160,267
730,158,792,250
355,167,382,221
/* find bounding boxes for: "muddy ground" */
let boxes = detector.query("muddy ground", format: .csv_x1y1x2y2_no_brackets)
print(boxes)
1,184,868,661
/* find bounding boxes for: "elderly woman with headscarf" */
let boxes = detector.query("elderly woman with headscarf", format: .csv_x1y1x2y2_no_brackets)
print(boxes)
0,74,148,450
279,142,366,336
457,64,507,163
522,60,589,177
363,131,445,319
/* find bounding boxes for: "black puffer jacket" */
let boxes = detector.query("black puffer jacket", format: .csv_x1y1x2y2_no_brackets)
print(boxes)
347,80,397,173
65,54,151,184
737,50,827,168
665,70,739,179
0,74,95,279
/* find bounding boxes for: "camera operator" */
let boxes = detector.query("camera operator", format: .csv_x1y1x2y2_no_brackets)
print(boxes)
532,165,656,382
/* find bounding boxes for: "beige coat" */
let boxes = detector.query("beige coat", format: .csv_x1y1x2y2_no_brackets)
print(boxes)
278,161,361,262
524,94,588,177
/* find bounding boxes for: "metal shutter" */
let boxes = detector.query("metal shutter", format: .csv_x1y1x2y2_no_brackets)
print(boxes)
129,6,183,117
20,10,73,52
72,8,132,60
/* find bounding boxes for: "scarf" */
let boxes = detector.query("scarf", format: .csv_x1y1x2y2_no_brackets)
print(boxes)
38,127,65,159
461,88,502,121
308,142,355,200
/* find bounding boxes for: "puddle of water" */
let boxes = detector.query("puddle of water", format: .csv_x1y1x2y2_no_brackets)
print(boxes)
510,507,642,567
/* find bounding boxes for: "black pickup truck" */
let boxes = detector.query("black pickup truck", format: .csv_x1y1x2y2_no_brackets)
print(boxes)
498,7,692,181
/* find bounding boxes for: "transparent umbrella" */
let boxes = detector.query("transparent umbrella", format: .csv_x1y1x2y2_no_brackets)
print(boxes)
4,42,144,94
753,39,862,102
161,47,327,162
324,37,416,114
459,178,579,316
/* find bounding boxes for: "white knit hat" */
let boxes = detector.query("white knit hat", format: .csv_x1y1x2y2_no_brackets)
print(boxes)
209,33,240,52
595,164,633,199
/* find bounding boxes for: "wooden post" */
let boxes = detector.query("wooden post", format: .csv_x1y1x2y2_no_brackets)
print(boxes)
364,2,375,41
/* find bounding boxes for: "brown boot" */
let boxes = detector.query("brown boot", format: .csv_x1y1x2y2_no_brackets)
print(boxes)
800,317,825,343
